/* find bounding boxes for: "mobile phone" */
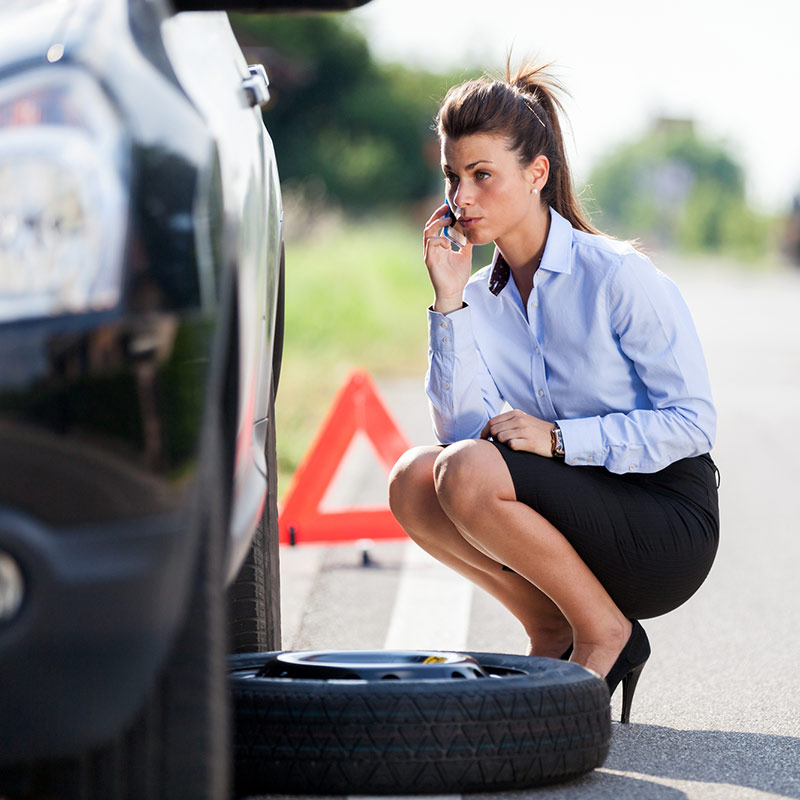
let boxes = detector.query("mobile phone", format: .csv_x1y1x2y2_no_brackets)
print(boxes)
442,196,467,251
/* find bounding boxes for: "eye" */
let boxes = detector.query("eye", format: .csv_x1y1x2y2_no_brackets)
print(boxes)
444,172,459,185
475,170,490,181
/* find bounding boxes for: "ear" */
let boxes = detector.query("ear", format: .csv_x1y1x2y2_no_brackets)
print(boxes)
527,154,550,193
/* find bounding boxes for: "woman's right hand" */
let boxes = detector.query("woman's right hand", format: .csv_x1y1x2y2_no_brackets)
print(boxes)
423,204,473,314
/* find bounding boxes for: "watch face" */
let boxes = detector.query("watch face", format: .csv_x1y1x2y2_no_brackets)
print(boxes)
551,426,565,457
555,428,565,456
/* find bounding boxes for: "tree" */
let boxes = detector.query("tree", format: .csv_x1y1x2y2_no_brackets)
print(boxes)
230,13,449,211
586,119,768,257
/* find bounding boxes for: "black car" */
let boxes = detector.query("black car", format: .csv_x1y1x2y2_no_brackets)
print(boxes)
0,1,366,797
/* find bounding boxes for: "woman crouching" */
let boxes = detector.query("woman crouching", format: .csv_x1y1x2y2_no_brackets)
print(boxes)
388,62,719,723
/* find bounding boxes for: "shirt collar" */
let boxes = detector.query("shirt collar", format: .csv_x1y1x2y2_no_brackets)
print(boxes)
487,206,574,296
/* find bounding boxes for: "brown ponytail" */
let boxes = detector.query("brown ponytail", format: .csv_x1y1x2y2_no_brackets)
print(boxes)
436,60,600,235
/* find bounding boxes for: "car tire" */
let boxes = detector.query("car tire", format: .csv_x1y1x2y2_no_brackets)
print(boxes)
19,425,230,800
229,650,611,796
228,380,281,653
228,248,284,654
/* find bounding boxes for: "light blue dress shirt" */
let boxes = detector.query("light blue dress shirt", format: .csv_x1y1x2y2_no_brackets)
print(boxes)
426,207,716,474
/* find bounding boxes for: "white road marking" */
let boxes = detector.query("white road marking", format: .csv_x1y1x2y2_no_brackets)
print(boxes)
382,540,474,652
600,770,785,799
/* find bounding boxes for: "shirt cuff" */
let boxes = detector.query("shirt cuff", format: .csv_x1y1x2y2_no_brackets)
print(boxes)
427,303,474,353
556,416,608,466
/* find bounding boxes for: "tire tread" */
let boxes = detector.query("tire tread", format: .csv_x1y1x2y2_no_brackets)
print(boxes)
230,651,610,795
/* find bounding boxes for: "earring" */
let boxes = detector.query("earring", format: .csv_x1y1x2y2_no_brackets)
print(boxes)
532,187,539,195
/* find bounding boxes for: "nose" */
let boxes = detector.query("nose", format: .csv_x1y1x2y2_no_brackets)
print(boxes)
452,182,472,209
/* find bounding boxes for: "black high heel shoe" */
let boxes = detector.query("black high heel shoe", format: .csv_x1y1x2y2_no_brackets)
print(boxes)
605,620,650,724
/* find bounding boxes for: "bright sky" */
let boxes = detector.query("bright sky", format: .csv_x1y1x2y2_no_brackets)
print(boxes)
350,0,800,212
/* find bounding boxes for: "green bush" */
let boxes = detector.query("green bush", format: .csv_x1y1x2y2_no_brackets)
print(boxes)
230,14,455,211
587,121,770,260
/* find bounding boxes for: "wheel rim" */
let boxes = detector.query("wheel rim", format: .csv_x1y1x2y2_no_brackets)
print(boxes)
252,650,491,681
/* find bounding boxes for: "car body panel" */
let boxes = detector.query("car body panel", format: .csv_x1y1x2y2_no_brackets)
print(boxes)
161,10,282,579
0,0,280,760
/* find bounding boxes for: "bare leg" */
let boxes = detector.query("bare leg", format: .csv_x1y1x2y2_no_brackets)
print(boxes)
433,439,632,678
389,446,573,657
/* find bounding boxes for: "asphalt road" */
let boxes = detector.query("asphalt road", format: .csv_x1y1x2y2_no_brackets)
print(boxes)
262,257,800,800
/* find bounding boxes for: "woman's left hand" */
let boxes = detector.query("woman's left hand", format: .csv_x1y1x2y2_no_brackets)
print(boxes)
480,410,554,457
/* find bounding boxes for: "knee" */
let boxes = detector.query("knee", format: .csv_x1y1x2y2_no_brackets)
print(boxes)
434,439,506,524
388,446,439,525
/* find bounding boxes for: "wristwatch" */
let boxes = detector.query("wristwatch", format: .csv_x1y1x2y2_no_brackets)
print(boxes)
550,424,565,458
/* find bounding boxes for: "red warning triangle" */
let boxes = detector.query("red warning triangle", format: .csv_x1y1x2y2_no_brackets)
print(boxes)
278,369,413,545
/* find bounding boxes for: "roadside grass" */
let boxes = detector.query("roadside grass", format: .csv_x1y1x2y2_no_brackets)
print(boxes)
275,216,432,497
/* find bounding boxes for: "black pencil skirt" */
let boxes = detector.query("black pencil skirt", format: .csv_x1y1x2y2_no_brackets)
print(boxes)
491,442,720,620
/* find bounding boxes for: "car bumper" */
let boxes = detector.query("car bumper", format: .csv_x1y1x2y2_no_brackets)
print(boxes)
0,504,197,764
0,298,217,764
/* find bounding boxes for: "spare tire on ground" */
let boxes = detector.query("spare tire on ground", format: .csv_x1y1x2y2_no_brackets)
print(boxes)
229,649,611,796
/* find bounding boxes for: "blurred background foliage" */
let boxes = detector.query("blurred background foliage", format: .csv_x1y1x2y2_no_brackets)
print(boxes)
230,12,790,491
231,13,452,211
586,118,772,258
271,218,431,488
232,12,781,255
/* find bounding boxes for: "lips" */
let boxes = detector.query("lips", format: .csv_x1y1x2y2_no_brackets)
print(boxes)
458,216,481,229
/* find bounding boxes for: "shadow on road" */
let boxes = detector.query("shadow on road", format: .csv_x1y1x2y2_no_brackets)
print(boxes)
606,723,800,798
467,768,689,799
252,724,799,800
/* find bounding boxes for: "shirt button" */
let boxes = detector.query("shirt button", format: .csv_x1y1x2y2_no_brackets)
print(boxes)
535,348,541,355
588,456,593,462
532,301,538,308
443,382,450,390
538,389,544,397
440,321,448,328
629,464,637,471
442,337,449,344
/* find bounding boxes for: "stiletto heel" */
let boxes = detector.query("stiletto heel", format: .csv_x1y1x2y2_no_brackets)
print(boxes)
604,620,650,724
619,661,646,724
